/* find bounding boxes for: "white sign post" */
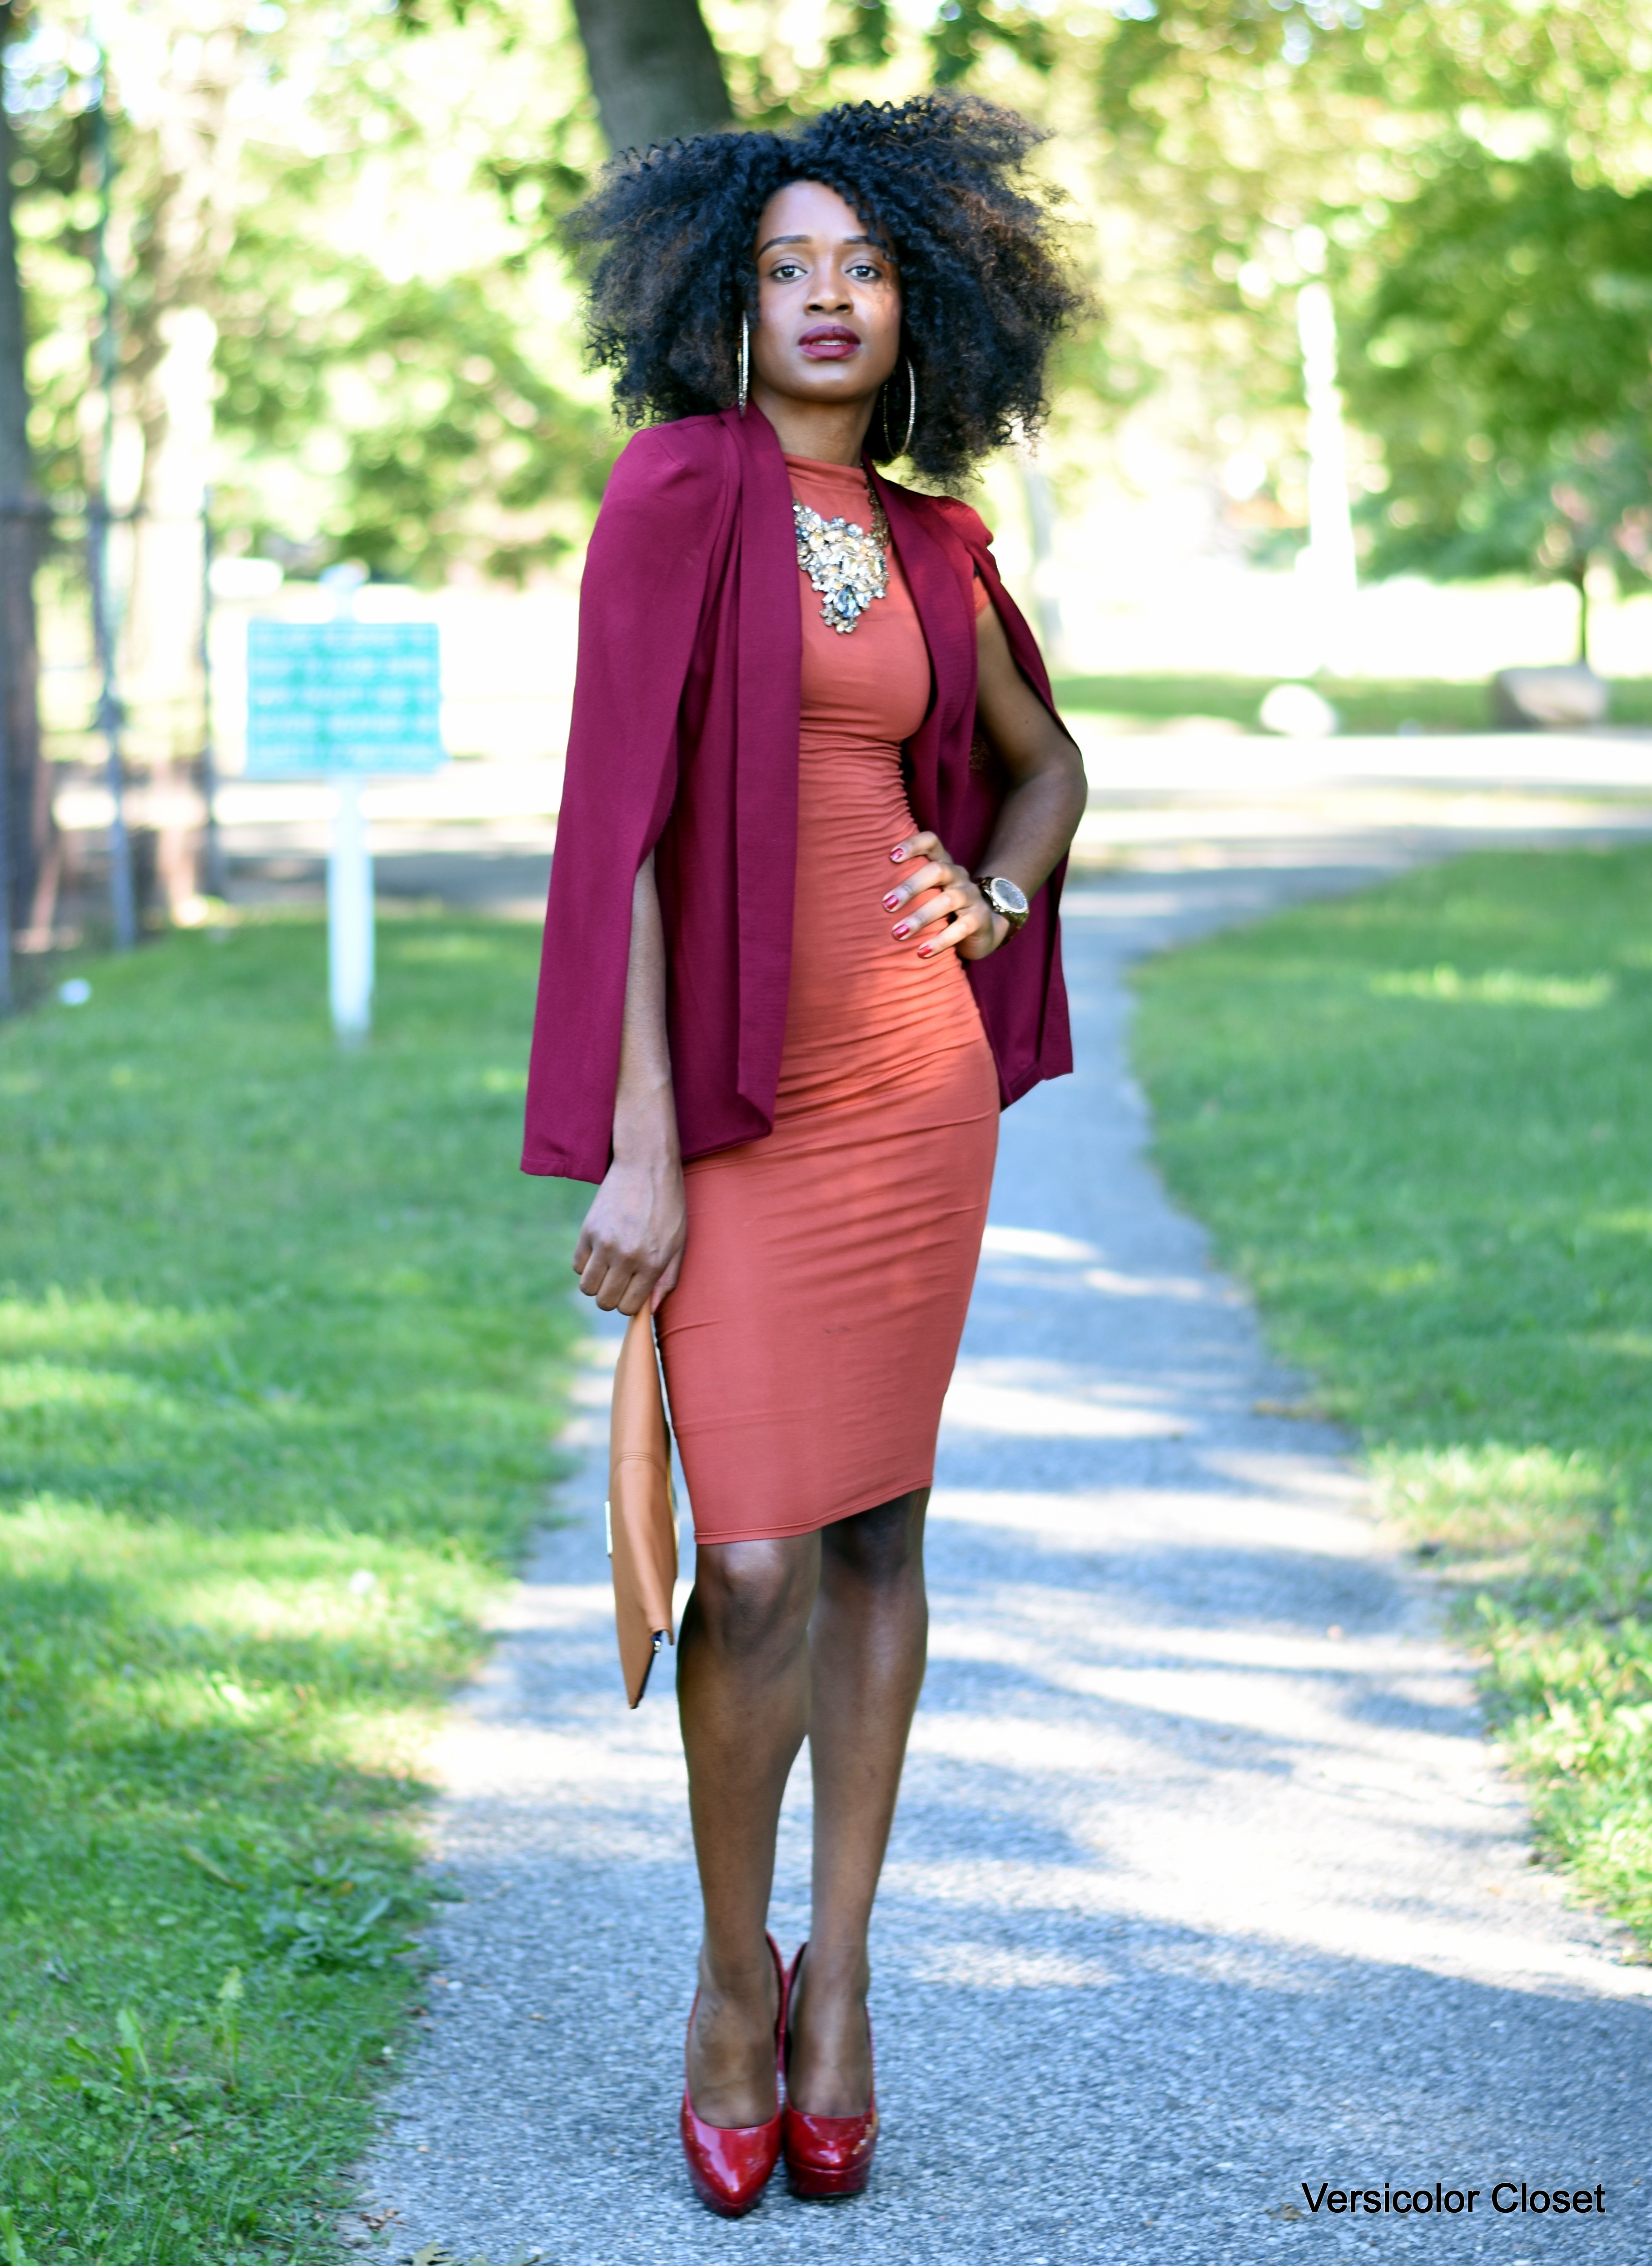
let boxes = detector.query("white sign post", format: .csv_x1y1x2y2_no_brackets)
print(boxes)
244,595,443,1047
324,567,374,1046
327,774,373,1043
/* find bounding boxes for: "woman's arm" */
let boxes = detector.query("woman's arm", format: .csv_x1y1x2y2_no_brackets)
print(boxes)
885,598,1088,960
570,853,687,1314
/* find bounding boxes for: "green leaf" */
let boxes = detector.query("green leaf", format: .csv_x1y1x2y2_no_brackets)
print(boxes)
0,2201,32,2266
182,1844,248,1891
116,2007,153,2088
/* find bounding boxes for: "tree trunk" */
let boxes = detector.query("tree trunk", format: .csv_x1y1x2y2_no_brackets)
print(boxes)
105,6,246,923
0,73,57,947
1572,560,1590,667
123,304,216,920
571,0,733,155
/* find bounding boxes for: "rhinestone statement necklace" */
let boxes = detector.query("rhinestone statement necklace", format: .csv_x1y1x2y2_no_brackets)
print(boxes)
792,490,891,634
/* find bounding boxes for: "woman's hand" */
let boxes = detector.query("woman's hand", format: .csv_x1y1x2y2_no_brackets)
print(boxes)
573,850,685,1316
883,830,1007,963
573,1147,686,1315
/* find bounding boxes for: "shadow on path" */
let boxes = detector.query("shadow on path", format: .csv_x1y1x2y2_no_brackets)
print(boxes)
354,864,1652,2266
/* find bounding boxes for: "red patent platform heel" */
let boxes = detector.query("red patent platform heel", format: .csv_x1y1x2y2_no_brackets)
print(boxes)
679,1933,787,2217
781,1943,880,2200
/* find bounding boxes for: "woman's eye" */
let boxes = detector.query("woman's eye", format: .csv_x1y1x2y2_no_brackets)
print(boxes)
770,262,804,280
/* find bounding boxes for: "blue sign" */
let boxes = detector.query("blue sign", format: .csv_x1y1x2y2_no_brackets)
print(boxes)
245,620,444,777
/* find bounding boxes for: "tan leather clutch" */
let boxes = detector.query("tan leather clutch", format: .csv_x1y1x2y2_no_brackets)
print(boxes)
606,1307,679,1707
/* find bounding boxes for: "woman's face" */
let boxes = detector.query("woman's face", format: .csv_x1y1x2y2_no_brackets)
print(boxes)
749,179,902,410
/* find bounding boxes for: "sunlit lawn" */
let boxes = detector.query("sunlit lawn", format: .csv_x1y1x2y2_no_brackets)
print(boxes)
1053,672,1652,734
0,914,583,2265
1132,846,1652,1947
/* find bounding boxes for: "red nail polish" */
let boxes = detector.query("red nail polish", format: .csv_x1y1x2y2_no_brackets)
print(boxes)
891,848,906,862
892,922,911,939
918,943,934,958
882,892,901,910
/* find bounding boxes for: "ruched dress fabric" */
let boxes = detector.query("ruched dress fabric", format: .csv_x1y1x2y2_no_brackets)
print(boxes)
657,455,999,1546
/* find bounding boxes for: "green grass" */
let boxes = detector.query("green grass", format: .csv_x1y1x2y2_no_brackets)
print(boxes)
0,915,584,2264
1051,671,1652,735
1131,846,1652,1948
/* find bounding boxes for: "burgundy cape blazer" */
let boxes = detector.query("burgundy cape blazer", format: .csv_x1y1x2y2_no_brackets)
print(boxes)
522,401,1074,1186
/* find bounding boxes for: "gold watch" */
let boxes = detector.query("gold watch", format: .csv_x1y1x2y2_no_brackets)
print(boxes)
974,874,1030,934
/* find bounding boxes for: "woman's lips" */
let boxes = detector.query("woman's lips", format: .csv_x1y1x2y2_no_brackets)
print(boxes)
798,327,861,361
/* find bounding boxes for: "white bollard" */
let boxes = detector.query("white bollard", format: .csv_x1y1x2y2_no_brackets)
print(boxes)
328,774,373,1045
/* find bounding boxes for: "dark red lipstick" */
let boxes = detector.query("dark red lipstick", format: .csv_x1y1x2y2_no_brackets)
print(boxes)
798,324,861,360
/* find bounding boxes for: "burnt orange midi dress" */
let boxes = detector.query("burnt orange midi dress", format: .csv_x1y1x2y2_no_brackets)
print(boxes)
656,454,999,1546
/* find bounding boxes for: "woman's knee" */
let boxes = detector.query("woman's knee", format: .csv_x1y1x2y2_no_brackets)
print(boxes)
821,1490,927,1587
689,1537,817,1660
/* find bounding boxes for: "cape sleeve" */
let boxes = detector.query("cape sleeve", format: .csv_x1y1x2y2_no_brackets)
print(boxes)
521,424,731,1183
922,491,1077,1103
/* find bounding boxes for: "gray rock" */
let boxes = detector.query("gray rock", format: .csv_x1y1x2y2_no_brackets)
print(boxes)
1489,664,1609,730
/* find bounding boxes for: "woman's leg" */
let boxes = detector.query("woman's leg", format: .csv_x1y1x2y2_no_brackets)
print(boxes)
678,1532,820,2126
787,1489,929,2116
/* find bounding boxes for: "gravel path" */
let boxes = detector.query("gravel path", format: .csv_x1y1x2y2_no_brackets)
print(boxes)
354,860,1652,2266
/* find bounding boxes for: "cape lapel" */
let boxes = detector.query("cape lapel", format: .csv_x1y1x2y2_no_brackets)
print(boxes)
870,467,977,834
727,404,802,1108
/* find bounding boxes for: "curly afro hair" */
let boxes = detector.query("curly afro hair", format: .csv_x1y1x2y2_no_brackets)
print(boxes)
563,95,1086,487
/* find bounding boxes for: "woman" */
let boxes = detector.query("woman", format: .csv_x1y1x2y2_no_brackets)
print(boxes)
523,96,1087,2216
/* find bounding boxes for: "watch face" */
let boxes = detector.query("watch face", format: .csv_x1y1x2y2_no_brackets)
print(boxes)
990,878,1029,919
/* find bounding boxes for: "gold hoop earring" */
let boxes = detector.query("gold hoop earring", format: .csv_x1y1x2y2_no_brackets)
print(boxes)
738,313,749,419
880,354,916,458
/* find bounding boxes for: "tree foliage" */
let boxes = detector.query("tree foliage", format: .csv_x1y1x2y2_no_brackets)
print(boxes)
971,0,1652,599
5,0,615,587
1339,143,1652,614
6,0,1652,608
